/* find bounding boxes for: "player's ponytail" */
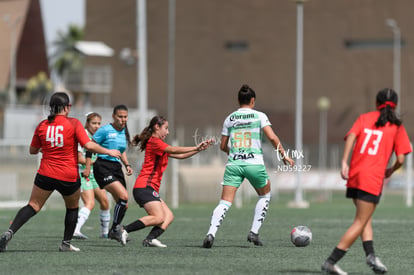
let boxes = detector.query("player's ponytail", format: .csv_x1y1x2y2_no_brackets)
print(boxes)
133,116,167,151
375,88,401,127
48,92,70,122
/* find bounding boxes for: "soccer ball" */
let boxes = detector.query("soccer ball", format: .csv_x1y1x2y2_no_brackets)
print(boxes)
290,225,312,247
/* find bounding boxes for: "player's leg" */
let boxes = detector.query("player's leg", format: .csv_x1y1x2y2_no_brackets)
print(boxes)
203,183,238,248
0,180,52,252
94,187,111,238
60,182,81,252
136,200,165,247
74,181,95,239
209,186,237,234
124,187,163,245
105,181,128,235
246,166,271,246
356,198,375,256
142,199,173,247
355,197,387,274
93,158,128,244
204,165,242,245
322,198,376,274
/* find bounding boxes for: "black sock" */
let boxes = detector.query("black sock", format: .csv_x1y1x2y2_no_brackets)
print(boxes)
124,219,146,233
327,247,347,264
146,226,165,240
9,204,37,234
363,240,374,256
64,208,79,242
112,199,128,230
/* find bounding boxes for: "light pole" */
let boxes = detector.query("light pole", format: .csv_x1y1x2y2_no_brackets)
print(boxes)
317,96,330,171
137,0,148,132
288,0,309,208
167,0,176,137
167,0,179,209
2,14,22,107
385,18,401,114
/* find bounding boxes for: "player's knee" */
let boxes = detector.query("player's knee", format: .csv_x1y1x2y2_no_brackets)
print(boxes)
166,212,174,225
119,194,128,202
153,215,165,226
85,200,95,209
99,198,110,209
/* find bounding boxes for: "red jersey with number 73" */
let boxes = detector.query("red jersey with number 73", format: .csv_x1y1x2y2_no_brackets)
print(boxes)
30,115,91,182
345,111,412,196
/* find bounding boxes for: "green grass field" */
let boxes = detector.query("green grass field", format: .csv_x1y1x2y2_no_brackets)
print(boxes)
0,192,413,275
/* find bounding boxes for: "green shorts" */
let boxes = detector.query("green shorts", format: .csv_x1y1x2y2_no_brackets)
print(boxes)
80,174,99,191
223,165,269,189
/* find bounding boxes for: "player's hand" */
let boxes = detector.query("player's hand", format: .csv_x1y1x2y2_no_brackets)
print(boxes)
283,156,295,167
82,170,90,178
341,162,349,180
197,139,213,151
385,167,393,178
108,149,121,159
125,165,133,176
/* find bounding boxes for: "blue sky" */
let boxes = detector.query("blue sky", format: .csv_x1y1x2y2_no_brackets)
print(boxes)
40,0,85,55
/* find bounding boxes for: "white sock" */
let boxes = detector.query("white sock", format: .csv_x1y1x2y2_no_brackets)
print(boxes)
250,193,271,234
207,200,232,237
100,209,111,236
75,207,91,233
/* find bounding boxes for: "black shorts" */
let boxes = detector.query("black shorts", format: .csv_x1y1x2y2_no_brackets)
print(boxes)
133,187,161,207
346,188,381,204
93,158,126,189
34,173,80,196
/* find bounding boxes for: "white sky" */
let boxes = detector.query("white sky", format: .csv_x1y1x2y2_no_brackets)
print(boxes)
40,0,85,55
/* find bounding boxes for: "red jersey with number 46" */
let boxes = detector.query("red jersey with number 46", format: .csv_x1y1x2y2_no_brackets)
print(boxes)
134,137,170,192
31,115,91,182
346,111,412,196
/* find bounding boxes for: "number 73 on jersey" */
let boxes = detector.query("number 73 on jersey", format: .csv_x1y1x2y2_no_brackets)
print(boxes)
360,128,383,155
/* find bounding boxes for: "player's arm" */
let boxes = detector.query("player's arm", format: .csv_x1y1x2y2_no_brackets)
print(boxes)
341,133,356,180
78,151,87,165
84,141,121,159
120,151,133,176
79,151,92,178
168,140,212,159
220,135,229,154
263,126,294,166
385,154,405,178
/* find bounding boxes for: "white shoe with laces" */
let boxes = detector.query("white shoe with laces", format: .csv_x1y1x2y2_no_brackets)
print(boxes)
59,241,80,252
366,254,387,274
143,238,167,248
120,229,129,246
109,225,128,246
321,260,348,275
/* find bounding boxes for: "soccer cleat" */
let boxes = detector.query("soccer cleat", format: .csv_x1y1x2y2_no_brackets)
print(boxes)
366,254,388,274
59,241,80,252
142,238,167,248
109,225,128,246
73,232,88,240
0,230,13,252
120,229,129,246
108,229,118,240
321,260,348,275
203,234,215,249
247,231,263,246
100,233,108,239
